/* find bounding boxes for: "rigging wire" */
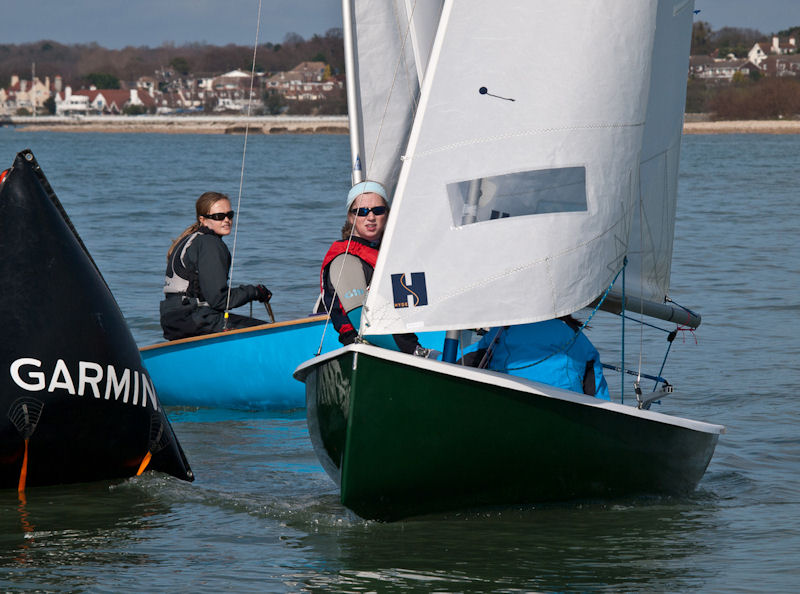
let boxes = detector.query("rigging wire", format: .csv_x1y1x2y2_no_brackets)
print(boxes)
224,0,263,329
366,0,419,179
634,171,647,405
620,256,626,403
315,0,421,355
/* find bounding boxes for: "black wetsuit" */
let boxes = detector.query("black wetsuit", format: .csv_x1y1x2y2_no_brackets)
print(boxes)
160,226,265,340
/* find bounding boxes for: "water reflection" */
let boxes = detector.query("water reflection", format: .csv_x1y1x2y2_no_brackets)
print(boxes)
285,497,722,592
0,480,175,587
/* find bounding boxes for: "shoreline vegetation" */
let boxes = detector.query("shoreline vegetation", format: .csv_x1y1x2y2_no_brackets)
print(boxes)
3,115,800,135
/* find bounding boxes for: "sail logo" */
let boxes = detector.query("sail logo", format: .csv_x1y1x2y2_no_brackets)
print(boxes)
391,273,428,308
343,288,365,300
9,357,159,410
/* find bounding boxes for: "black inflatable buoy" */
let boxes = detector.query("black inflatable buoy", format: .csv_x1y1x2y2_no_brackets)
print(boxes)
0,150,193,491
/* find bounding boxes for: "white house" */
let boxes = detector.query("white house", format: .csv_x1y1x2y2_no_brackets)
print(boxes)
690,56,757,81
748,36,797,66
55,87,90,115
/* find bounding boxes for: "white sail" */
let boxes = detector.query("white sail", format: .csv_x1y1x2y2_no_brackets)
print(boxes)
403,0,443,82
346,0,443,192
623,0,694,306
362,0,662,336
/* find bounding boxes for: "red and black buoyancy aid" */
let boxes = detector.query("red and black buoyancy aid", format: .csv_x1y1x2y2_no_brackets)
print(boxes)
320,238,379,338
320,239,379,292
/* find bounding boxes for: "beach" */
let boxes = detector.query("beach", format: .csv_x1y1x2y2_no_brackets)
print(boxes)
2,115,350,135
4,114,800,134
682,119,800,134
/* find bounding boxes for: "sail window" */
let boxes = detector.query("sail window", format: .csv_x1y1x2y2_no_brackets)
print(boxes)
447,166,587,226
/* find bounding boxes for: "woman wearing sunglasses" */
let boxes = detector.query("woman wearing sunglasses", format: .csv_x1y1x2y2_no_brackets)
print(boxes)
320,181,426,355
160,191,272,340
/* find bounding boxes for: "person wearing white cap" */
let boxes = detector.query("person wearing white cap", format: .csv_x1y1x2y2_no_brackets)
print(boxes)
319,181,425,354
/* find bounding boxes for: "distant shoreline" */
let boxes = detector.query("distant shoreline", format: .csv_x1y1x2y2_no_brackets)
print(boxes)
1,115,350,135
3,115,800,135
681,120,800,134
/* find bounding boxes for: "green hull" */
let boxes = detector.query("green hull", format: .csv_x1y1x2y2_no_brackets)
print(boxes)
298,345,723,521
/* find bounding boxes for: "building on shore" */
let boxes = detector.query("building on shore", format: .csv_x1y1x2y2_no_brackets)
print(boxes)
0,62,344,117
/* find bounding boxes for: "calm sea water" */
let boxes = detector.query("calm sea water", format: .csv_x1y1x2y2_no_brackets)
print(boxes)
0,127,798,592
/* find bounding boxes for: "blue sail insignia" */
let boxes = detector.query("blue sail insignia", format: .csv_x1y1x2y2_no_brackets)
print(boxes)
391,272,428,308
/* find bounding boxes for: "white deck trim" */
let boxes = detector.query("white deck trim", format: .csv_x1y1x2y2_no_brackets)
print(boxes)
294,344,726,435
140,314,327,352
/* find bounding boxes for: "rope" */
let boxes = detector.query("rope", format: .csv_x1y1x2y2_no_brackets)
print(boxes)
17,439,29,497
136,451,153,476
636,174,646,396
365,0,419,179
620,256,626,403
224,0,263,328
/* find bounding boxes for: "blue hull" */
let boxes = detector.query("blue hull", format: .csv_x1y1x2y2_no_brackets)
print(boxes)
141,316,444,410
140,315,340,410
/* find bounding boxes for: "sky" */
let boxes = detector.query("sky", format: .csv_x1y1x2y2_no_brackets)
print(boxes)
1,0,798,49
0,1,342,48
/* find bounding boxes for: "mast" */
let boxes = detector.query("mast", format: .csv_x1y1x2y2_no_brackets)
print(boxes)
442,178,482,362
342,0,364,185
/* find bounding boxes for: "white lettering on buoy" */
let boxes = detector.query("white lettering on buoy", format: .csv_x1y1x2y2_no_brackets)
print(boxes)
9,357,158,410
106,366,130,402
10,358,45,391
48,359,76,394
79,361,104,398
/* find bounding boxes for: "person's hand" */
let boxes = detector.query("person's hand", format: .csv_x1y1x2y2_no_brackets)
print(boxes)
255,284,272,303
413,345,441,359
339,329,358,345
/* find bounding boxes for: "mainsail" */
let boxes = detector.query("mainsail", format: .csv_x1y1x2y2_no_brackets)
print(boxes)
363,0,665,336
345,0,443,191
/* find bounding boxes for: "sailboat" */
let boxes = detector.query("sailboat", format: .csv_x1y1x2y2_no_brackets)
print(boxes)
140,304,445,410
0,150,193,490
294,0,724,520
140,315,342,410
140,23,443,411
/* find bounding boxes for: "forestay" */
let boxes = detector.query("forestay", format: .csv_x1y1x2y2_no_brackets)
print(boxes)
362,0,662,336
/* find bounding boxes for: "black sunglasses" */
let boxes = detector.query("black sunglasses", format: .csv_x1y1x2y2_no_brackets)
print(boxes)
202,211,235,221
349,206,387,217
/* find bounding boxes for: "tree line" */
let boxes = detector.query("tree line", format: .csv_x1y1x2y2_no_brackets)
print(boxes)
0,30,346,90
6,23,800,120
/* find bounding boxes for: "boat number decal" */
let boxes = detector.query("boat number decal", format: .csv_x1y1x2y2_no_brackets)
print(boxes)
391,272,428,308
9,357,158,409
